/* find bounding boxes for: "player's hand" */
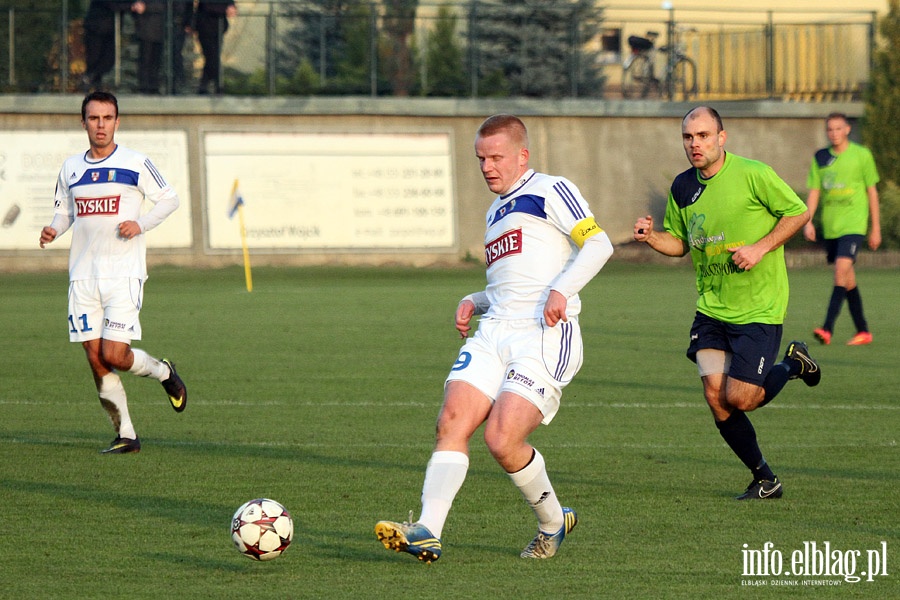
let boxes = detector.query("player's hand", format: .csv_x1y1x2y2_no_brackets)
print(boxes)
802,221,816,242
117,220,142,240
455,299,476,338
131,1,146,14
869,229,882,251
543,290,568,327
728,244,765,271
39,226,57,248
634,215,653,242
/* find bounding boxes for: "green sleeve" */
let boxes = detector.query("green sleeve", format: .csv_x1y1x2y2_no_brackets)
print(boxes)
806,156,821,191
663,193,687,242
862,147,880,188
756,164,807,217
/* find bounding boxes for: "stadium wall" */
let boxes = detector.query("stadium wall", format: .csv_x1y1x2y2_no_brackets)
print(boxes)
0,95,867,272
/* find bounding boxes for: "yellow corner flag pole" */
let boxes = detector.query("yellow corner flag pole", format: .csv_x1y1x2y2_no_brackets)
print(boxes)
231,179,253,292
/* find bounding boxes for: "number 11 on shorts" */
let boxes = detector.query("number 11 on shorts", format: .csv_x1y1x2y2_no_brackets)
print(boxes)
69,313,92,334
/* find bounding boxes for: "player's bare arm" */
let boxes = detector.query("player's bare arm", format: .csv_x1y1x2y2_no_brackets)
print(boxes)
633,215,689,257
39,226,58,248
455,298,476,338
867,186,882,251
543,290,568,327
802,189,820,242
729,211,809,271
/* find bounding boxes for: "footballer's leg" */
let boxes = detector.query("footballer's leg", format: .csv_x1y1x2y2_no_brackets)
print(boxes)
486,392,576,558
84,340,140,454
376,382,490,562
129,349,187,412
703,372,781,500
100,277,188,412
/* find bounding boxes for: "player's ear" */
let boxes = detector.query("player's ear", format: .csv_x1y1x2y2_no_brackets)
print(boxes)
719,129,727,146
520,147,529,165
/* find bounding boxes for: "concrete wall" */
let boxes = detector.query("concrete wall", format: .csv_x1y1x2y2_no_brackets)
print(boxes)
0,95,863,272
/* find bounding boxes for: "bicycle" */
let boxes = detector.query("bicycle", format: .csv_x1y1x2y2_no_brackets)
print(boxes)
621,30,697,101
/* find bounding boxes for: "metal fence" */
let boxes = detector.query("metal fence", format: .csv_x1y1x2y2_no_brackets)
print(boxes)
0,1,880,100
604,5,878,101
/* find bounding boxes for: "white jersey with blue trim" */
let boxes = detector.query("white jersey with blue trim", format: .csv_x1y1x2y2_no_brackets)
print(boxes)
482,169,594,320
53,144,179,281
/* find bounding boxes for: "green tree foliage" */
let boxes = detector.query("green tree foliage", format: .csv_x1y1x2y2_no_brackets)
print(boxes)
421,3,465,97
328,2,376,94
467,0,604,98
275,0,374,95
863,0,900,248
1,0,82,92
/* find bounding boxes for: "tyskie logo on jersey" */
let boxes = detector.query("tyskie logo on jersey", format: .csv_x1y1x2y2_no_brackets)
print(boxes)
485,227,522,266
76,195,121,217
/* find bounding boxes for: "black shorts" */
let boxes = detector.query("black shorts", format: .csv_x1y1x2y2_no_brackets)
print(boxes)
824,234,865,264
686,312,783,386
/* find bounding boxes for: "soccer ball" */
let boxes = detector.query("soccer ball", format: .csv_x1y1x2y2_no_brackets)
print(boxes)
231,498,294,561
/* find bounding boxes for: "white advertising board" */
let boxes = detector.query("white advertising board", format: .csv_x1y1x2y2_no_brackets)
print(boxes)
204,131,455,250
0,131,192,250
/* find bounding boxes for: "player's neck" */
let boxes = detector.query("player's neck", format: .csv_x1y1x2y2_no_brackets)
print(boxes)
831,140,850,154
88,143,117,161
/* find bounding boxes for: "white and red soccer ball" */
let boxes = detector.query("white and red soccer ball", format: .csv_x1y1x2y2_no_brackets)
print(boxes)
231,498,294,561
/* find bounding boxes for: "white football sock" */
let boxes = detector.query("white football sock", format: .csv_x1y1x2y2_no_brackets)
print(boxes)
508,448,563,533
98,372,136,440
418,450,469,538
129,348,170,381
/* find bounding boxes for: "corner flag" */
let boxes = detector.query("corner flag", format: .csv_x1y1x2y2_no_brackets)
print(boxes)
228,179,253,292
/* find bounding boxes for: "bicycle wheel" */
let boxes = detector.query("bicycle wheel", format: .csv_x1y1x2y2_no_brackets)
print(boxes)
622,55,655,99
669,56,697,101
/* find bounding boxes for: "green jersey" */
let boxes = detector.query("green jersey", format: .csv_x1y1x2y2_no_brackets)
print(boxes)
664,152,807,325
806,142,879,239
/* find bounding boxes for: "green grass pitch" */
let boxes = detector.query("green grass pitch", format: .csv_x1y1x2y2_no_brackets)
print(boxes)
1,261,897,599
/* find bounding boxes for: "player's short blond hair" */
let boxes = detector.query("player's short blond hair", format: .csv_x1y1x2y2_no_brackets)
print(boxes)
477,114,529,148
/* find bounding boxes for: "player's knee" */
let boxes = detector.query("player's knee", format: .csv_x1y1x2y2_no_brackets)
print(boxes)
484,437,511,466
727,391,764,412
483,424,501,454
729,397,753,412
434,412,476,449
100,346,132,371
483,424,519,464
703,387,726,413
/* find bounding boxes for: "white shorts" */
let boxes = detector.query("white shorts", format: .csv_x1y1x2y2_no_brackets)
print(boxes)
445,316,584,425
67,278,144,343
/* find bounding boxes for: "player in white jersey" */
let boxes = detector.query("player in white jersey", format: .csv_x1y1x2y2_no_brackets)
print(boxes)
39,91,187,455
376,114,614,562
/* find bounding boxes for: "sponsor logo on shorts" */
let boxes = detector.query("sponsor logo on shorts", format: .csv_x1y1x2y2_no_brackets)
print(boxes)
104,318,127,331
506,369,535,389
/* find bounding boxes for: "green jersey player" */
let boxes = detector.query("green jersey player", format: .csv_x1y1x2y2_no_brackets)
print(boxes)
804,112,881,346
633,106,820,500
